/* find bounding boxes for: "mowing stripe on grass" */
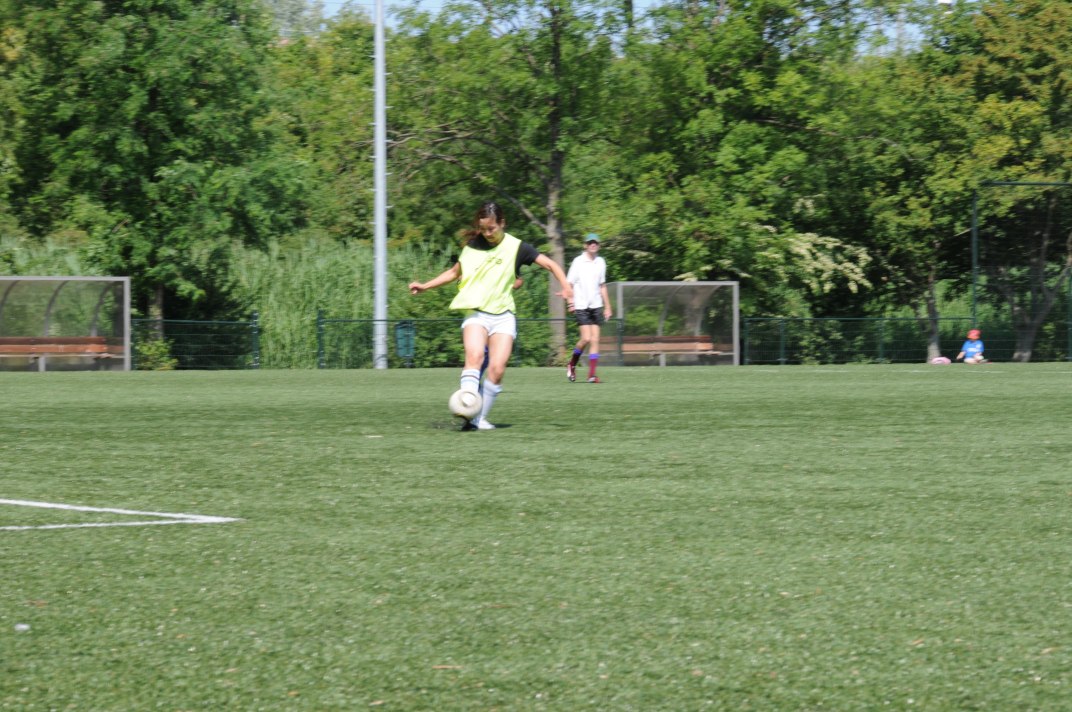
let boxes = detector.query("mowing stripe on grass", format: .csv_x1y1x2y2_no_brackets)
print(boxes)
0,498,241,531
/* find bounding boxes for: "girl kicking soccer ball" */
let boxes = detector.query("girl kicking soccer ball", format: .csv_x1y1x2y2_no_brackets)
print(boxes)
409,201,573,429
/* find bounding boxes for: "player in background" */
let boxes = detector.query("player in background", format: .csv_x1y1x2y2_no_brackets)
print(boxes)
566,233,612,383
409,202,573,430
956,328,987,364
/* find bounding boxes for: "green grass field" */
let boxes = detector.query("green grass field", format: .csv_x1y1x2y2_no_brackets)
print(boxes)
2,364,1070,710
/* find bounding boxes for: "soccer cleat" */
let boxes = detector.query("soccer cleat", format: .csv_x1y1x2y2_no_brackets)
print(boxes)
566,363,576,382
475,419,496,431
587,376,601,383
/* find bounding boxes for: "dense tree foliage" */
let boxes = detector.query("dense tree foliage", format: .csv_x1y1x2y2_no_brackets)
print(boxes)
1,0,312,319
1,0,1070,360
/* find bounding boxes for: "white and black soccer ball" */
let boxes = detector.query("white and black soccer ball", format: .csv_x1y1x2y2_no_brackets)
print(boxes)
448,389,483,420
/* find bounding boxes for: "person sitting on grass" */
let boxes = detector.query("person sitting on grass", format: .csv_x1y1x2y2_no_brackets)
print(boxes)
956,328,987,364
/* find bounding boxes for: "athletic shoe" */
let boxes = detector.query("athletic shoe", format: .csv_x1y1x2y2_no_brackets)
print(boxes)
475,419,496,431
587,376,601,383
566,363,576,382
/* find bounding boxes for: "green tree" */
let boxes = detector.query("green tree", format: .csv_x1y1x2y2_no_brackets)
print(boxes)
6,0,311,319
265,10,376,243
389,0,617,350
0,8,26,245
263,0,326,38
567,0,878,318
939,0,1072,361
780,14,979,358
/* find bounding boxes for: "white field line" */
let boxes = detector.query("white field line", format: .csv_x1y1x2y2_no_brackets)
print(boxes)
0,498,241,531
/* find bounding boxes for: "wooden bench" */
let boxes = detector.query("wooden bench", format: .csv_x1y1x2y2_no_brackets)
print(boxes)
0,336,124,371
617,335,730,365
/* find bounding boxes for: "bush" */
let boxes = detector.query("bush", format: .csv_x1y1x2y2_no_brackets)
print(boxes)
135,338,178,371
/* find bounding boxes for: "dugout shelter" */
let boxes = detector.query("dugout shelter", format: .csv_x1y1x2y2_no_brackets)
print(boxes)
605,281,739,366
0,276,131,371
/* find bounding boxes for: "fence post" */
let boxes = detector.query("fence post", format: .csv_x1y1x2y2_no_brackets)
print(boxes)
250,311,261,369
878,317,886,363
316,310,325,369
615,318,625,366
778,318,787,365
742,319,750,365
394,320,416,368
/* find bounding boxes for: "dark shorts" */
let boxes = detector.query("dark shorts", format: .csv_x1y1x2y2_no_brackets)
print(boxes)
574,308,605,326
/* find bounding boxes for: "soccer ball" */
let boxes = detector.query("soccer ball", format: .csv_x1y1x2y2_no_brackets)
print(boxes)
930,356,951,365
448,389,483,420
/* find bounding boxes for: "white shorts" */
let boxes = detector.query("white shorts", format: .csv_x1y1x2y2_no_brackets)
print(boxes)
462,310,517,339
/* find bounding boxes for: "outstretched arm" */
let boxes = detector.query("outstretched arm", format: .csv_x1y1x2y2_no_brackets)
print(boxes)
409,263,461,294
534,254,574,307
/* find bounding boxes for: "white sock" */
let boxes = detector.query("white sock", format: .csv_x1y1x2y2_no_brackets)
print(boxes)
479,381,502,423
460,369,480,393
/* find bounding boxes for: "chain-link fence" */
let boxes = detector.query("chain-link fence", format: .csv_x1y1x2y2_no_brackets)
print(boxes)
132,315,260,370
743,317,967,365
127,311,1071,370
743,316,1070,364
316,315,583,369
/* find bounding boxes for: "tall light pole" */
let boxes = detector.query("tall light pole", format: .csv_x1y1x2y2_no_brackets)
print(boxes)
372,0,389,368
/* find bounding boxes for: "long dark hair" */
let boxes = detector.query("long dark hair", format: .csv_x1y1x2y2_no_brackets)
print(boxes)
461,201,506,245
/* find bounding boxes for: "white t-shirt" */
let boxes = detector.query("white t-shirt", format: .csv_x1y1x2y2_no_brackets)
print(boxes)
567,254,607,310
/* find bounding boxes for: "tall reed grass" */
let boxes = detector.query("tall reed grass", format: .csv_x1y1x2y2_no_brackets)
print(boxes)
225,237,565,368
0,234,93,275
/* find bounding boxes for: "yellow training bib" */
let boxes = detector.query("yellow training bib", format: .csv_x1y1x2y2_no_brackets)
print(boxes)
450,234,522,313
